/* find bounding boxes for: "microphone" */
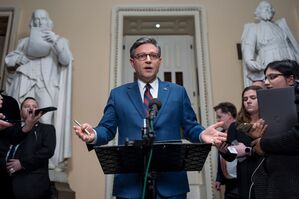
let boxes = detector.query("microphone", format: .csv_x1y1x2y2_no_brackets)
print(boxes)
149,98,162,119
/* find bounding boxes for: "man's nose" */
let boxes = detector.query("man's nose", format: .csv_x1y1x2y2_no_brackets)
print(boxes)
145,54,152,61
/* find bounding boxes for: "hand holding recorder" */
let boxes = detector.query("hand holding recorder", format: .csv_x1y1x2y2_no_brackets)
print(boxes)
34,106,57,115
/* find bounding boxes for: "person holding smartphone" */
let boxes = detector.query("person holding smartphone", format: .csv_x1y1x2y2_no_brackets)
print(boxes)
0,92,21,198
250,60,299,198
5,97,56,199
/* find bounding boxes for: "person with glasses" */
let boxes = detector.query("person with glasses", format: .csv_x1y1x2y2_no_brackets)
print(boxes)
73,37,227,199
249,60,299,198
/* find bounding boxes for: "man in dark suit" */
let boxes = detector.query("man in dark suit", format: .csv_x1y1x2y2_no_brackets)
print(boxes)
212,102,238,199
6,97,56,199
74,37,227,199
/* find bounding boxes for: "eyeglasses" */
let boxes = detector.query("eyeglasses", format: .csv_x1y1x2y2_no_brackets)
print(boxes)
264,73,285,81
134,53,160,61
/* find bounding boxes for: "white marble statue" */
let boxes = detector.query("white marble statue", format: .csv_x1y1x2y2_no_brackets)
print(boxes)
5,9,73,170
241,1,299,87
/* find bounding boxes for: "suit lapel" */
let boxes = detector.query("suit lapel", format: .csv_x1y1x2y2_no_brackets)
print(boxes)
156,81,171,120
127,82,146,118
126,80,171,120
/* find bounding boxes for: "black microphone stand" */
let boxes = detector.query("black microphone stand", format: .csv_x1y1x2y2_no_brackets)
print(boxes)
140,116,156,199
125,99,161,199
141,101,161,199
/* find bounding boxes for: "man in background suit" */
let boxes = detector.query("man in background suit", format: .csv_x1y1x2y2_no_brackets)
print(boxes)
213,102,238,199
6,97,56,199
74,37,227,199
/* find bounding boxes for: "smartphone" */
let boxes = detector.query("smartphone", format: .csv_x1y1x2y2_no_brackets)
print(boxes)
35,107,57,115
236,123,252,134
4,119,22,123
73,119,90,135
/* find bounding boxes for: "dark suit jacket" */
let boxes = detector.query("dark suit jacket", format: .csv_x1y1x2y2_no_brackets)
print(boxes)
0,94,21,199
11,122,56,199
92,80,205,198
0,94,21,167
252,124,299,198
223,122,262,199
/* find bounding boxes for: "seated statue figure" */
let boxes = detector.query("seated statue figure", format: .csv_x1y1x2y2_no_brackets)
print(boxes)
5,9,73,170
241,1,299,87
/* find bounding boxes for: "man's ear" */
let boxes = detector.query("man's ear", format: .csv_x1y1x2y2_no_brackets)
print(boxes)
129,58,135,68
227,112,234,120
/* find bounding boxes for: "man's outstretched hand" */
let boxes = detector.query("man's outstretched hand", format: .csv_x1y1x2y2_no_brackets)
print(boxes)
200,121,227,145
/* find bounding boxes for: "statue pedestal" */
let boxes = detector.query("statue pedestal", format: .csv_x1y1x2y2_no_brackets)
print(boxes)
49,169,68,183
49,170,75,199
55,182,75,199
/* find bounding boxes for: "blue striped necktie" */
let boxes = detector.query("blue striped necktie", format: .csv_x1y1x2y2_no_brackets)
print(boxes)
144,83,153,113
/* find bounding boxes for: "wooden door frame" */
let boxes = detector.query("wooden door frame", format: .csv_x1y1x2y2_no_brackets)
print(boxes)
0,7,19,89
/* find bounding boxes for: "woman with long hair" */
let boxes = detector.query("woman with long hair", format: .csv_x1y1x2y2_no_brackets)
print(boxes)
221,85,265,199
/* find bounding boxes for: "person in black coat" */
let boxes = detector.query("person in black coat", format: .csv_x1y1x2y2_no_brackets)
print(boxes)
0,92,21,199
251,60,299,198
213,102,239,199
6,97,56,199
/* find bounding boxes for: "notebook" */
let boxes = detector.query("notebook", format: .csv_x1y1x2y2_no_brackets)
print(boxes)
257,87,298,138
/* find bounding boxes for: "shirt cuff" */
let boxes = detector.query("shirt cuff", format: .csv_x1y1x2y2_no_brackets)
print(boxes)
87,129,97,145
199,130,205,143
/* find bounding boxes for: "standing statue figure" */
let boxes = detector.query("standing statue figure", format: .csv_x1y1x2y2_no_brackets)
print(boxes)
241,1,299,87
5,9,73,170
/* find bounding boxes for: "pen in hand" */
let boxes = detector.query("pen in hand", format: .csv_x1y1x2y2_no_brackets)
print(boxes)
73,119,91,135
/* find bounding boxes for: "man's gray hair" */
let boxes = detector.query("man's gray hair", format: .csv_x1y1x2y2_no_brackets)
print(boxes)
130,37,161,58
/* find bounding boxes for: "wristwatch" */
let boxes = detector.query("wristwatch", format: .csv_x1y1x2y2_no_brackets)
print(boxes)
245,147,252,156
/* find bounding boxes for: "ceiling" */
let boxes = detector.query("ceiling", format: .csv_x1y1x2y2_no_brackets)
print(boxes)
123,16,194,35
0,16,195,36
